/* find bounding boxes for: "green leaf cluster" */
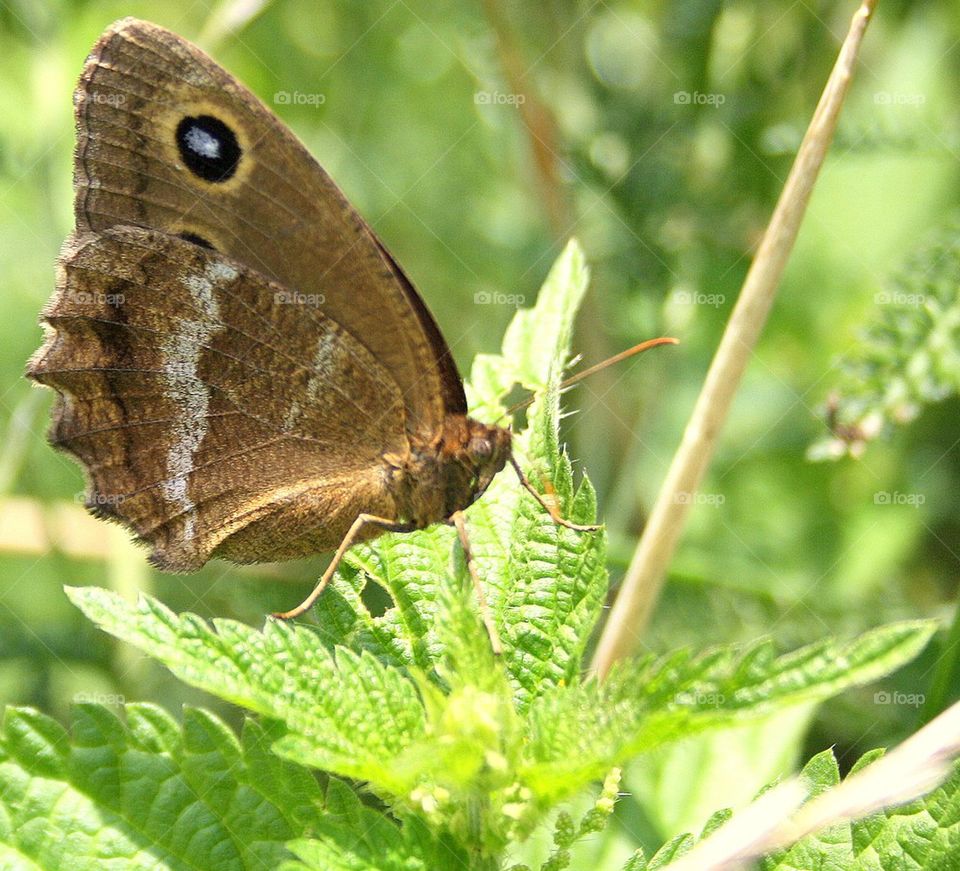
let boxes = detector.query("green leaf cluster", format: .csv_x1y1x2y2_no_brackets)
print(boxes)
810,220,960,460
1,241,940,869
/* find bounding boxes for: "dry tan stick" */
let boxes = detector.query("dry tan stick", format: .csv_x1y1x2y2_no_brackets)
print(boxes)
663,697,960,871
591,0,880,678
480,0,572,237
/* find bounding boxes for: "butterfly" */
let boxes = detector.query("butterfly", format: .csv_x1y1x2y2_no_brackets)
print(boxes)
27,18,615,625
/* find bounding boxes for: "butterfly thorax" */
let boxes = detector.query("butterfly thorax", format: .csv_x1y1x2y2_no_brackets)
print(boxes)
385,415,512,528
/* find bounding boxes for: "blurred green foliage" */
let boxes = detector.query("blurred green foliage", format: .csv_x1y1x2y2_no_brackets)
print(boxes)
1,0,959,862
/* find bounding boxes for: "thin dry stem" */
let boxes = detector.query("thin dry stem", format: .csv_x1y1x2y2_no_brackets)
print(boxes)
663,694,960,871
591,0,879,678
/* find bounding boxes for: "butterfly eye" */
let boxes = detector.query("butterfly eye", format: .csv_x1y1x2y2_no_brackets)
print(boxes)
175,114,241,182
469,436,493,461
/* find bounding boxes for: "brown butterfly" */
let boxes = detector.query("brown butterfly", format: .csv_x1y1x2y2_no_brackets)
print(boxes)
27,18,634,625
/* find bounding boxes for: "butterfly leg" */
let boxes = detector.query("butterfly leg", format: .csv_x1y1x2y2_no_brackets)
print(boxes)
508,456,601,532
452,511,503,656
272,513,415,620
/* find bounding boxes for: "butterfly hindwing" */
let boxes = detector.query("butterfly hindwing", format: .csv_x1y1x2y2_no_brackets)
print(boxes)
30,228,406,569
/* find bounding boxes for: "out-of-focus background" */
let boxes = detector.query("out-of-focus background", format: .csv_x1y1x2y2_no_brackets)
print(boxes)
2,0,958,859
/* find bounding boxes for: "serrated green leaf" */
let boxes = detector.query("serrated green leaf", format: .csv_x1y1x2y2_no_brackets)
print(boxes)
810,219,960,460
309,238,607,713
760,752,960,870
66,587,426,794
521,621,936,803
282,778,473,871
0,704,319,870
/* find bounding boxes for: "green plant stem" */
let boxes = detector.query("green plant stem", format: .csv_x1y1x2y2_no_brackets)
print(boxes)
591,0,880,679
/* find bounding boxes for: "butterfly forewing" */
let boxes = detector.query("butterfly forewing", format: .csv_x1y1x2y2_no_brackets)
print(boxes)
30,228,407,569
28,18,525,583
72,17,465,436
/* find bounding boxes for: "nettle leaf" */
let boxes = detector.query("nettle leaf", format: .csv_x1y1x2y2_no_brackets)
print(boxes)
760,752,960,870
615,734,960,870
810,219,960,460
0,704,320,871
45,238,942,867
66,585,933,860
520,621,936,804
65,587,426,795
314,239,607,712
281,779,472,871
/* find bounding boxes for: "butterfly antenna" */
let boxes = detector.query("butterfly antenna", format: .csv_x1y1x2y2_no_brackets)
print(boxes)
496,336,679,423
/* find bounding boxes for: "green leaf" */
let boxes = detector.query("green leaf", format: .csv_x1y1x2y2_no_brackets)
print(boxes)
810,219,960,460
761,752,960,870
521,621,936,803
314,238,608,714
65,587,426,794
0,704,319,870
282,779,474,871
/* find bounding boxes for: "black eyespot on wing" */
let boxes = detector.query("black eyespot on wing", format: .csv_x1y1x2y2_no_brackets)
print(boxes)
177,232,215,250
175,115,241,183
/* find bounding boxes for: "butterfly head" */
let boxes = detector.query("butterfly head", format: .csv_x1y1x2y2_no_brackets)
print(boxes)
462,417,513,505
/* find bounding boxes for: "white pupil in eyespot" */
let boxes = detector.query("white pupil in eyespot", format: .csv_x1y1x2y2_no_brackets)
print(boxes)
184,125,221,159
